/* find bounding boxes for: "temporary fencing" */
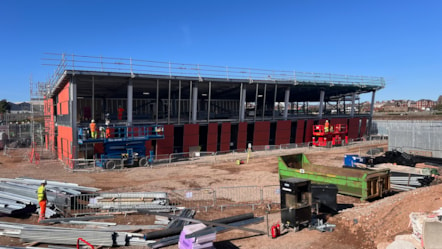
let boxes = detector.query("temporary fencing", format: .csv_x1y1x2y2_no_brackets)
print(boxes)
216,186,262,211
70,185,281,215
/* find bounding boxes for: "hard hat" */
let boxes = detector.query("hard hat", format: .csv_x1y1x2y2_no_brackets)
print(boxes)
42,180,47,185
91,119,95,123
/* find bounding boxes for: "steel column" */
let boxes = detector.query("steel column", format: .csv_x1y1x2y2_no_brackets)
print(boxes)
318,90,325,119
127,78,133,125
283,87,290,120
273,84,277,120
368,90,376,139
240,86,246,122
262,84,267,120
207,81,212,123
192,83,198,123
350,92,356,118
168,79,171,124
156,79,159,123
178,80,181,125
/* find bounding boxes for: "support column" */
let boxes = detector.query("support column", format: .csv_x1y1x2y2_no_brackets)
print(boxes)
192,83,198,123
254,84,258,122
70,76,78,159
207,81,212,123
283,87,290,120
262,84,267,120
168,79,171,124
367,90,376,139
239,85,246,122
178,80,181,125
92,76,95,121
273,84,277,120
350,92,356,118
127,78,133,125
318,90,325,119
156,79,159,123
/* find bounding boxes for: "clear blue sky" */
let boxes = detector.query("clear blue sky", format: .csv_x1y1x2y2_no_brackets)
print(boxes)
0,0,441,103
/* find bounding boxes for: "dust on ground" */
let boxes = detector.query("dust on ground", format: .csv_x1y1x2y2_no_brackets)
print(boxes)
0,142,440,249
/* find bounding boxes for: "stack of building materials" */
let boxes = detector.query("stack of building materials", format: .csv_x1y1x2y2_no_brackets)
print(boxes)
146,212,263,248
409,209,442,248
0,178,100,218
0,221,127,246
178,223,216,249
88,192,175,212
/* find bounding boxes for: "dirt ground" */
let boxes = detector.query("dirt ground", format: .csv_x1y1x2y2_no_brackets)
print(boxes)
0,142,441,249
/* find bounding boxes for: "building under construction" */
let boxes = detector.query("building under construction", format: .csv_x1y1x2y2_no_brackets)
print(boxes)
40,53,385,167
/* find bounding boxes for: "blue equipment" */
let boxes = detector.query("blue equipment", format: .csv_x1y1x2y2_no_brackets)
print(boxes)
78,125,164,169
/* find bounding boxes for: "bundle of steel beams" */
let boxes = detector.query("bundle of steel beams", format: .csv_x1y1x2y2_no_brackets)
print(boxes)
0,178,100,218
88,192,172,211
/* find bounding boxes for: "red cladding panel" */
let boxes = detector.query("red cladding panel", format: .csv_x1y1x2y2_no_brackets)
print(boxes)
360,117,368,136
318,119,327,125
253,121,270,146
220,122,231,152
275,120,291,145
304,119,314,143
157,124,174,158
330,118,348,127
207,123,218,152
237,122,247,150
295,120,305,144
183,124,199,153
348,118,360,139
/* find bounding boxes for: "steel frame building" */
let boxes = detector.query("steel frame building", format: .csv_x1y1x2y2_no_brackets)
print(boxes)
42,53,385,165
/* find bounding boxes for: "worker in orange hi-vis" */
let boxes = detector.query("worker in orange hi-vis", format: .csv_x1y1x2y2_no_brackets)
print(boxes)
90,120,97,139
324,120,330,133
37,180,47,222
117,106,124,120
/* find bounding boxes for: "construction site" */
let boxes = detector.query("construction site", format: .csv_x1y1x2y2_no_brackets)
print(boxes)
0,54,441,249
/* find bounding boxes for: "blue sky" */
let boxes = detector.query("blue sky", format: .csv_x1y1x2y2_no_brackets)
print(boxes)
0,0,441,103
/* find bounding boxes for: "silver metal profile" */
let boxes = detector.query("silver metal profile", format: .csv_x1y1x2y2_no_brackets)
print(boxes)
318,90,325,119
127,78,133,125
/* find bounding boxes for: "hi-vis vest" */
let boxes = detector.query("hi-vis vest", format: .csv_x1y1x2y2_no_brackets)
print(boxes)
37,185,47,201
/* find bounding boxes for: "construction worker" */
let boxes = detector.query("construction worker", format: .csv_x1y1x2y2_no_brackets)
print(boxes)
37,180,47,222
90,120,97,139
324,120,330,133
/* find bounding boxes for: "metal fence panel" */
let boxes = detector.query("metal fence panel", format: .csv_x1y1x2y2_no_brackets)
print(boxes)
373,120,442,158
68,193,101,216
169,188,215,210
215,186,262,209
261,185,280,205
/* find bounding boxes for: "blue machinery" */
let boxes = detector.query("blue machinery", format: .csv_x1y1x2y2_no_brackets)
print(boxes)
78,125,164,169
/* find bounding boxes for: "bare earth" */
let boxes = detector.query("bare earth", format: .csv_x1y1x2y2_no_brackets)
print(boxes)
0,142,441,249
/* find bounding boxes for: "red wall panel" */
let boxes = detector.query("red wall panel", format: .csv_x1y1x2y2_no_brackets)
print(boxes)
318,119,327,125
157,124,174,159
348,118,360,139
237,122,247,150
360,117,368,137
183,124,199,153
58,82,70,115
295,120,305,144
330,118,348,127
304,119,314,143
253,121,270,146
57,125,73,165
275,120,291,145
206,123,218,152
219,122,231,152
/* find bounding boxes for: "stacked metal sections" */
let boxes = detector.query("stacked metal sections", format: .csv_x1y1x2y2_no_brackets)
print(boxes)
0,221,126,246
89,192,175,212
0,178,100,217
